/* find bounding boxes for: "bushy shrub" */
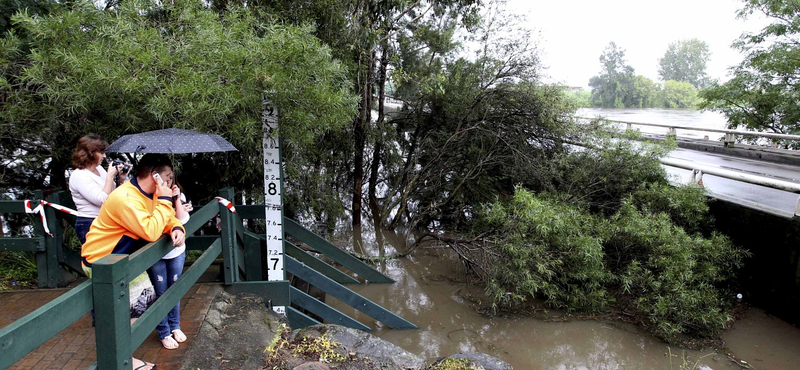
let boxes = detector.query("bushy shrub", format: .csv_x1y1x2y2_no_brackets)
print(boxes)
629,182,711,235
472,186,747,343
610,201,747,342
477,187,612,313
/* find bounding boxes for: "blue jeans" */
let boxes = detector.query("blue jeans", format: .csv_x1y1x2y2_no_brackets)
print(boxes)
146,252,185,339
75,216,94,244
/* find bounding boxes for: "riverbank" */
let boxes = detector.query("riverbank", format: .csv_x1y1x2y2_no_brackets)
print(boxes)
181,289,513,370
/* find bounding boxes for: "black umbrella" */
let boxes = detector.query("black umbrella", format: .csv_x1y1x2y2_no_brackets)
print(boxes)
105,128,237,154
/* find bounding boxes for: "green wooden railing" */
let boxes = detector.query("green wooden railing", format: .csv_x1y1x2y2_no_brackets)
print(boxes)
1,187,413,370
0,188,260,370
0,190,83,288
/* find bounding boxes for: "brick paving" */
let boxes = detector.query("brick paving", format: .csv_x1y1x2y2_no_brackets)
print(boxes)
1,282,223,370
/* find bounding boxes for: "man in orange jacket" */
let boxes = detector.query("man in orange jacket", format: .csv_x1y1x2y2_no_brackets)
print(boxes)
81,153,185,268
80,153,185,370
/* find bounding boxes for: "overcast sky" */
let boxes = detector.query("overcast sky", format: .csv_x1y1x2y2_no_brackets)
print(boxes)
504,0,770,89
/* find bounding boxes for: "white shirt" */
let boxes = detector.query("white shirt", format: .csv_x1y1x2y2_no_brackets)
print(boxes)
68,166,109,218
163,194,190,260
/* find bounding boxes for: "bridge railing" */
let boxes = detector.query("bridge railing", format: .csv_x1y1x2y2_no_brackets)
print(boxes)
0,190,85,288
575,116,800,218
661,157,800,218
575,116,800,147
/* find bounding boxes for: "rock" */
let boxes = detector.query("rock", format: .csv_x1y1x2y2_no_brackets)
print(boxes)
291,324,426,370
180,291,285,370
432,353,513,370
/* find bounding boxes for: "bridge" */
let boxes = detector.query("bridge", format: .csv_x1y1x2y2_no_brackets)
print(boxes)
576,116,800,219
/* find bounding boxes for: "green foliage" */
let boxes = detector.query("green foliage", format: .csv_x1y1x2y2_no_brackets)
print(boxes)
627,75,659,108
0,0,55,35
610,200,747,342
532,121,673,215
1,0,357,203
0,251,38,289
658,39,711,89
660,80,699,108
563,89,592,108
629,182,710,235
478,187,613,312
699,0,800,143
588,42,660,108
471,180,747,343
589,42,635,108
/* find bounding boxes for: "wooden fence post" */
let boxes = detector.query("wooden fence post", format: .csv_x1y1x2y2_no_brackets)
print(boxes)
218,187,237,285
93,255,133,370
32,190,59,288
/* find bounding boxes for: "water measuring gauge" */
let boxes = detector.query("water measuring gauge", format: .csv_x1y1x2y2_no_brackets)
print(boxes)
263,102,285,315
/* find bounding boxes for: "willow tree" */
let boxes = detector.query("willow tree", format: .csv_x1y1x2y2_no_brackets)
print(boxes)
0,0,357,204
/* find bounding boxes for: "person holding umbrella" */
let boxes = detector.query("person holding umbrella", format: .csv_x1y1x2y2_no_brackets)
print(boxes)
81,153,185,370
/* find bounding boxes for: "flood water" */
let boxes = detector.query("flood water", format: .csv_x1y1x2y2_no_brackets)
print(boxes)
576,108,729,141
323,225,800,370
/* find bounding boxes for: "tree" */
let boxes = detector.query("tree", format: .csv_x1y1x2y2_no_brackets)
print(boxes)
658,38,711,89
377,4,578,232
625,75,659,108
588,42,658,108
699,0,800,142
660,80,699,108
0,0,357,204
589,42,635,108
220,0,482,228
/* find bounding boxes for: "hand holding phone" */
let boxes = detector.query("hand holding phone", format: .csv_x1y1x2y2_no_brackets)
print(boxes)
152,173,171,197
152,173,165,186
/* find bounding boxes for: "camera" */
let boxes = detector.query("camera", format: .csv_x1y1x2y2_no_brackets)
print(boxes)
111,159,131,174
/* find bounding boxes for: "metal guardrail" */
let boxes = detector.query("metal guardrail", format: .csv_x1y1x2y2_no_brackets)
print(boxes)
575,116,800,147
575,115,800,217
660,156,800,218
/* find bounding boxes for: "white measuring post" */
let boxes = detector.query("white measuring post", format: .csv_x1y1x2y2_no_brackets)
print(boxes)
263,98,286,316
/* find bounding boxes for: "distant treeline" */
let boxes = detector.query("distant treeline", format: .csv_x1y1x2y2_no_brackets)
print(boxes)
566,79,700,109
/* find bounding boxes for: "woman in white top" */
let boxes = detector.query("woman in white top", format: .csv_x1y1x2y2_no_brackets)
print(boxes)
146,165,193,349
68,134,128,244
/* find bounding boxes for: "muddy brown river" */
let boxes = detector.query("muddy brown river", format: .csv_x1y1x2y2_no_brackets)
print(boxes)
323,227,800,370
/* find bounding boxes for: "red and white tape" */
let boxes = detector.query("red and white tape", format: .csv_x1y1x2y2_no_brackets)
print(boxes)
215,197,237,213
24,200,95,237
24,200,52,236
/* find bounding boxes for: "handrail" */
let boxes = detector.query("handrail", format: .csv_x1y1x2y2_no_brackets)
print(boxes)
575,116,800,143
661,157,800,193
0,281,93,369
660,156,800,218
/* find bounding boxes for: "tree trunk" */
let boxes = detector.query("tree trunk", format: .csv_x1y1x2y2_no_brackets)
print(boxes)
352,50,374,226
368,44,389,227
